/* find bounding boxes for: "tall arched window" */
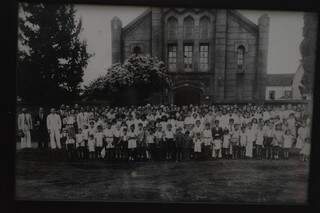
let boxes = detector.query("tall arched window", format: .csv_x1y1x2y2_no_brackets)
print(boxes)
167,17,178,39
199,16,210,39
237,45,245,70
183,16,194,39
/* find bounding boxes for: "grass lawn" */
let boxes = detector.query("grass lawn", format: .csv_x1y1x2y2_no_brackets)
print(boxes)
15,150,309,204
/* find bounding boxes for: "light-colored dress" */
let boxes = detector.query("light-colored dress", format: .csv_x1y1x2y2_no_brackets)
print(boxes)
203,129,213,146
128,130,137,149
222,134,230,149
194,138,202,152
283,134,293,149
88,139,95,152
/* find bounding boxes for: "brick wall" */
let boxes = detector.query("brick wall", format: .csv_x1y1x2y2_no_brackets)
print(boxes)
224,12,258,102
123,13,152,60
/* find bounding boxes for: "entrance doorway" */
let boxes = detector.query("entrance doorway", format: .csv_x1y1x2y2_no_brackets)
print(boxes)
173,86,202,106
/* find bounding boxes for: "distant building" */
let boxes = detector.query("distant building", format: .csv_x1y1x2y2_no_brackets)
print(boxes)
111,8,270,105
266,74,294,100
266,65,305,101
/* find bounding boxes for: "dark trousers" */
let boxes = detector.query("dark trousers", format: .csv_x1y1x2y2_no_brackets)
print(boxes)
204,145,212,160
176,147,183,161
37,130,48,149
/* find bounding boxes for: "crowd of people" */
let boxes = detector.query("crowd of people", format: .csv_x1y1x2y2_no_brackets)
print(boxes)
17,103,312,162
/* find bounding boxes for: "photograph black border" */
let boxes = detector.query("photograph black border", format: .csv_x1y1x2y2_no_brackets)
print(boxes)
4,0,320,212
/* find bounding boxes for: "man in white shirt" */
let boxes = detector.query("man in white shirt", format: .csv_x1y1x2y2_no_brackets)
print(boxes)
47,108,62,149
18,108,33,149
77,107,89,130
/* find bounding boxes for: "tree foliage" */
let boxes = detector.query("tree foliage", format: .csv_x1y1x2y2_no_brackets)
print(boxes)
17,3,91,103
299,13,318,95
83,55,171,102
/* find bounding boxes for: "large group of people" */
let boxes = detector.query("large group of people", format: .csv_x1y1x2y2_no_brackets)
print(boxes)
17,103,312,162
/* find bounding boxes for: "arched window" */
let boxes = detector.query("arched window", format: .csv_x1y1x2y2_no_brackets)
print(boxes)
199,16,210,39
167,17,178,39
237,45,245,70
183,16,194,39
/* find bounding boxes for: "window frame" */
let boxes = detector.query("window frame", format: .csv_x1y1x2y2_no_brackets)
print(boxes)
269,90,276,100
183,16,195,39
237,45,246,72
167,44,178,72
183,43,193,72
199,43,209,72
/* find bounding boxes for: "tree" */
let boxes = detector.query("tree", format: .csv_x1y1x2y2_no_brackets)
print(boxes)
299,13,318,96
83,55,172,105
18,3,91,103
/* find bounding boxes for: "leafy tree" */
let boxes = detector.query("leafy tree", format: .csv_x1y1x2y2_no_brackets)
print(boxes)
17,3,91,103
83,55,171,104
299,13,318,96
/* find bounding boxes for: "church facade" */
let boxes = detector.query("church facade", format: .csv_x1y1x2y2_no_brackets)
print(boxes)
111,8,270,105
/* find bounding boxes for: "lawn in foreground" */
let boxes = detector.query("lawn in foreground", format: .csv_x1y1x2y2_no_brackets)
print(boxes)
15,154,308,204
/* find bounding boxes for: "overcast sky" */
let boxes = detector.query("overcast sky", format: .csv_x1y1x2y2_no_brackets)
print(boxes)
75,5,304,86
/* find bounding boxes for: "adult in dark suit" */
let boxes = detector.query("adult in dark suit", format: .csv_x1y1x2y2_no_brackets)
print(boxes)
211,120,224,158
34,107,48,149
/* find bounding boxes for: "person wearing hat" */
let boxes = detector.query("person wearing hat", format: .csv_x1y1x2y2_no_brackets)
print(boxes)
47,108,62,150
18,107,33,149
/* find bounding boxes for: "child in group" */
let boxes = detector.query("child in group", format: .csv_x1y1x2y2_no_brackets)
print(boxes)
164,123,175,161
146,127,155,161
263,121,274,160
112,123,122,160
296,121,308,153
104,122,115,161
212,120,223,159
120,126,129,160
174,127,185,162
66,135,76,161
76,128,85,160
154,124,165,161
272,123,284,160
301,137,311,162
82,124,90,160
95,125,104,159
202,123,213,160
222,128,231,159
240,126,247,159
255,124,264,160
245,122,256,159
136,123,146,161
283,129,293,160
183,130,194,161
230,124,241,159
128,124,137,161
87,134,96,160
193,132,202,160
60,128,68,150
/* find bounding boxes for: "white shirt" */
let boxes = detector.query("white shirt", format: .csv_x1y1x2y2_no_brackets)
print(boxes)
47,113,62,130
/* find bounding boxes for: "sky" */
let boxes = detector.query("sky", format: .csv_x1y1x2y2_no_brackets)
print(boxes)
75,5,304,86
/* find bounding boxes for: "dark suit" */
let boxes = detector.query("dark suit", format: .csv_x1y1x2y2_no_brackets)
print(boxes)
34,112,48,149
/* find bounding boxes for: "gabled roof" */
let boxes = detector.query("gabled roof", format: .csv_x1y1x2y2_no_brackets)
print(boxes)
267,74,294,87
122,8,152,34
228,10,259,33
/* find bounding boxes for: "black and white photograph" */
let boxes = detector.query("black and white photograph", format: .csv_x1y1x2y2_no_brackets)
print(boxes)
15,2,318,204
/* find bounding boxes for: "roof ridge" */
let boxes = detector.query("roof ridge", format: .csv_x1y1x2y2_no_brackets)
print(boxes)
122,8,152,33
229,10,259,32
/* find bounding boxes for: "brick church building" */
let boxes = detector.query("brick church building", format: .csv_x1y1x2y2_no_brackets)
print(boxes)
111,8,270,105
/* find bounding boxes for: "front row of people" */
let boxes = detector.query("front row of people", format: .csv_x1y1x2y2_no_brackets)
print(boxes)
59,119,310,162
